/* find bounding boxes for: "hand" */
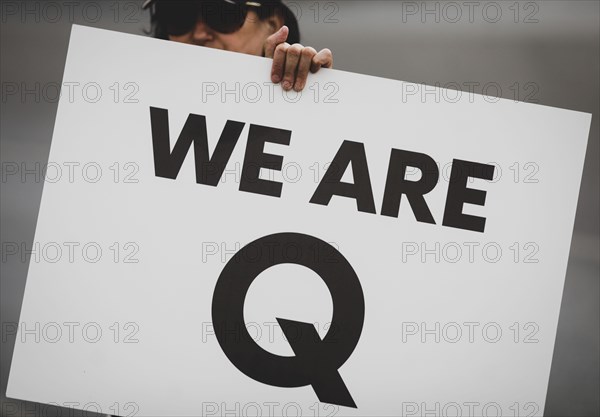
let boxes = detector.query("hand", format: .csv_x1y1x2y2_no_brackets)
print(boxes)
264,26,333,92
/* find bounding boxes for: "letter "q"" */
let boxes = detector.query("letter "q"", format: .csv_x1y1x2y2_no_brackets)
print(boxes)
212,232,365,408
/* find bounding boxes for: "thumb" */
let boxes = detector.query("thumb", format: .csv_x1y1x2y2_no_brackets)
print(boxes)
264,25,289,58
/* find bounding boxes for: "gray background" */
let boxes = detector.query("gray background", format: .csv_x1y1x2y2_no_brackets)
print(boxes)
1,1,598,416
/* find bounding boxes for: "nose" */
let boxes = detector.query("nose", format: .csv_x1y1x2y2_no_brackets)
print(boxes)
191,19,214,45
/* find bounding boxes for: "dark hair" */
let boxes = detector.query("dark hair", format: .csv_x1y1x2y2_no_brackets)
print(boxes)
149,0,300,44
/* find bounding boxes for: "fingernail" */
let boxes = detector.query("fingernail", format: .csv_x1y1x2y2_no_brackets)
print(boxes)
272,75,280,83
282,81,291,90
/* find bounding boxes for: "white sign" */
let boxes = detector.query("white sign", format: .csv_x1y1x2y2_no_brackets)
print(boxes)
7,25,591,416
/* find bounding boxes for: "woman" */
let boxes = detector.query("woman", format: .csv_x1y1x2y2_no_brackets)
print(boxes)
143,0,333,92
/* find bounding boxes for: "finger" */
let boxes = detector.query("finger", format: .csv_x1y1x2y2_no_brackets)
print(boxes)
282,44,303,91
310,48,333,73
271,42,290,84
264,25,289,58
294,47,317,91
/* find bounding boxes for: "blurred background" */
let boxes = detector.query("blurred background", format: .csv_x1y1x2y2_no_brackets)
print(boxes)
1,1,598,416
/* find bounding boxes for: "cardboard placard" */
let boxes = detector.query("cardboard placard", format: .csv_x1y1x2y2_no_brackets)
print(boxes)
7,25,591,416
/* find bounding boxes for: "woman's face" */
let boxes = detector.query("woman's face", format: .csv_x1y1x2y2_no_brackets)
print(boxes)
168,11,281,56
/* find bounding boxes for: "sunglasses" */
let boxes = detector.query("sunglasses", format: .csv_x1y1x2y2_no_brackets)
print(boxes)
153,0,264,36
